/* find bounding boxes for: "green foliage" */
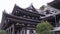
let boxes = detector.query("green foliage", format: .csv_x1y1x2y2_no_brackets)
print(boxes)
0,30,5,34
40,5,45,10
36,21,53,34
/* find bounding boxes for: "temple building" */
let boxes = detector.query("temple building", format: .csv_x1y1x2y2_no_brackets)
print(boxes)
1,0,60,34
47,0,60,34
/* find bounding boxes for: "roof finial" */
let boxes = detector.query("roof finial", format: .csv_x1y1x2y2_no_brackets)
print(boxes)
3,10,6,13
3,10,6,12
30,3,34,7
31,3,33,5
14,4,17,7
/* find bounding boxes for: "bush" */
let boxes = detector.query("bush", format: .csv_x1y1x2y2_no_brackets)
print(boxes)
36,21,54,34
40,5,45,10
0,30,5,34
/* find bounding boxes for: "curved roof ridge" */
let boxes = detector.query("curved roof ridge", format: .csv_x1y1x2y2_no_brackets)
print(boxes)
25,3,38,13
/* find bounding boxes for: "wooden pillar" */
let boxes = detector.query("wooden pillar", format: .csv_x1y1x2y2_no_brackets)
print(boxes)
25,29,27,34
5,29,8,34
7,28,9,34
10,27,11,34
8,28,10,34
17,30,18,34
29,30,32,34
25,25,27,34
11,24,15,34
17,30,20,34
21,27,27,34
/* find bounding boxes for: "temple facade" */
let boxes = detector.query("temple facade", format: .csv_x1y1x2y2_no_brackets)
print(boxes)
1,4,42,34
1,0,60,34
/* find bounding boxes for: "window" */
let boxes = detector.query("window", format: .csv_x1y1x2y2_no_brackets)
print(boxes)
46,10,50,14
29,10,33,12
27,24,30,26
28,16,31,18
15,11,21,16
59,20,60,23
16,11,18,13
29,30,36,34
32,17,34,19
45,10,52,14
5,19,7,23
51,11,56,13
51,11,54,12
6,19,10,23
23,15,26,18
16,11,20,13
58,20,60,26
35,17,38,20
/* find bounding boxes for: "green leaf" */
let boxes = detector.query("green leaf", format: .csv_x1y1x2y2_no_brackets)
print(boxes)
40,5,45,10
36,21,54,34
0,30,5,34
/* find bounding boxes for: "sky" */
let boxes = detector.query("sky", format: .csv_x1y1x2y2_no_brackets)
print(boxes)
0,0,53,23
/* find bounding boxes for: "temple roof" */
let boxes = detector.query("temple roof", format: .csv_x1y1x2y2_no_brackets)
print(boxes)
48,0,60,10
40,9,60,19
25,3,38,13
11,4,60,19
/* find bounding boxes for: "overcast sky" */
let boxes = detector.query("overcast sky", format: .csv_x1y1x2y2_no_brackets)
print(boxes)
0,0,53,22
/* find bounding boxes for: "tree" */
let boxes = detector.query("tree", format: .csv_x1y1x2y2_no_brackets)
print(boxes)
0,30,5,34
36,21,54,34
40,5,45,10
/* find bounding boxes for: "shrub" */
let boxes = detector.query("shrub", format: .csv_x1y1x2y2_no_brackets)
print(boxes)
36,21,54,34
